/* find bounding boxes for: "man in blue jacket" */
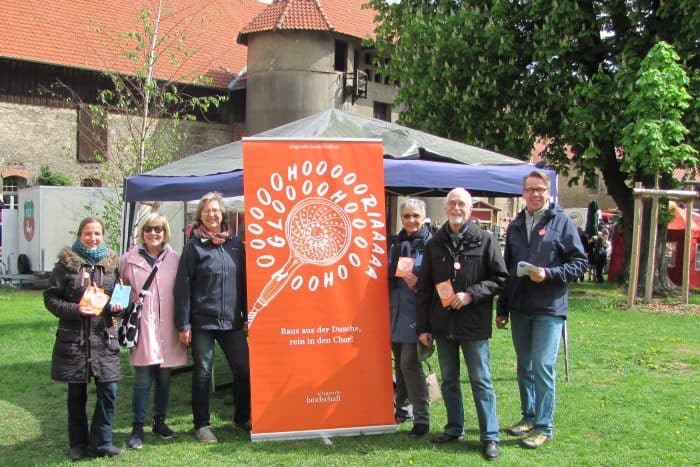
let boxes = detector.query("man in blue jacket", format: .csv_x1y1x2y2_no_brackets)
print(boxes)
496,170,587,449
416,187,508,460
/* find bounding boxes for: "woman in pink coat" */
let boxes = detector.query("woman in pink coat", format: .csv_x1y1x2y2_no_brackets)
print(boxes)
119,213,187,450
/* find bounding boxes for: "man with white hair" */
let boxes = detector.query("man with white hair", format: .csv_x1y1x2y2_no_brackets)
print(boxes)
416,187,508,460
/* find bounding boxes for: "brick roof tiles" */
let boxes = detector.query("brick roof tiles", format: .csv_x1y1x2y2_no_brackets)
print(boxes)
238,0,377,44
0,1,262,89
2,0,377,89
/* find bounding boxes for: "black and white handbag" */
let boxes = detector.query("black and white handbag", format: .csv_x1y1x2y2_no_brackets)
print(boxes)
117,265,158,349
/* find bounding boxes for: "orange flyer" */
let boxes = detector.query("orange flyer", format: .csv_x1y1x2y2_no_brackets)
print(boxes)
395,257,415,277
435,279,455,307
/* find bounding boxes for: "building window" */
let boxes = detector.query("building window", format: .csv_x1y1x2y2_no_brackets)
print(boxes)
373,102,391,122
78,105,108,163
2,175,27,204
334,41,348,72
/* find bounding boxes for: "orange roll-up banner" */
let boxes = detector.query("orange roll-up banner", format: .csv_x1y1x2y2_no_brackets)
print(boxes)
243,138,395,441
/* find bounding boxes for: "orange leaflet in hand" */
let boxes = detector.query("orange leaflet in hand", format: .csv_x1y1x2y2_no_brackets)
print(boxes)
78,285,109,315
395,257,415,278
435,279,456,307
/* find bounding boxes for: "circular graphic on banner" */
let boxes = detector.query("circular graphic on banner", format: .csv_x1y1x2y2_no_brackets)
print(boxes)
247,159,386,327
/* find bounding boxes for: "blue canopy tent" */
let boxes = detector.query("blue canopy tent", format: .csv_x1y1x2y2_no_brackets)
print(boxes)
121,109,556,246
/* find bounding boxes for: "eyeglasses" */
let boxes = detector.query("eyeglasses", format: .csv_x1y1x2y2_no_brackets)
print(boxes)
402,213,423,220
524,187,548,195
202,209,222,215
143,226,164,234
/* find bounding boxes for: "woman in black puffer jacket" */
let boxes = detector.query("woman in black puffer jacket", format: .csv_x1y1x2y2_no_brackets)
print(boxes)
43,217,124,460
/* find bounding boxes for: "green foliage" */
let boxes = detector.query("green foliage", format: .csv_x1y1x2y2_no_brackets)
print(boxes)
369,0,698,193
621,42,698,181
35,165,72,186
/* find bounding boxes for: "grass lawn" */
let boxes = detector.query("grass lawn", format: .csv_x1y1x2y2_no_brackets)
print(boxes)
0,284,697,465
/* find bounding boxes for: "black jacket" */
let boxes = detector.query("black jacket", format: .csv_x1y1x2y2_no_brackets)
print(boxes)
174,230,247,332
416,221,508,340
43,247,121,384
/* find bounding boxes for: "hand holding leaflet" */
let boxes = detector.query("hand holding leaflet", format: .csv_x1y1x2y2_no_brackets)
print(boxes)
435,279,456,307
395,257,415,278
517,261,540,277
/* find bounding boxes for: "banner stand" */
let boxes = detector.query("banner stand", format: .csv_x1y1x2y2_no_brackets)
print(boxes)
251,424,396,442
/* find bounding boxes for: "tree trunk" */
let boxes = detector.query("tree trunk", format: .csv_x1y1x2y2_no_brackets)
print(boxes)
599,146,680,298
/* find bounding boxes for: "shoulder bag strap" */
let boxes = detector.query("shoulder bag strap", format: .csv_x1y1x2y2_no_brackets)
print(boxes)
138,264,160,297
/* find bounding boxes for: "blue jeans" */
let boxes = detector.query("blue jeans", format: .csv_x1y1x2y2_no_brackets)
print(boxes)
510,313,564,437
132,365,172,426
435,337,499,442
191,329,251,429
67,381,117,451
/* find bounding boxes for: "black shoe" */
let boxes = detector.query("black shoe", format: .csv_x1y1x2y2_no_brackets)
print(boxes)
69,445,87,461
431,433,461,444
152,417,176,440
408,423,429,438
128,424,144,449
482,441,500,460
91,445,125,458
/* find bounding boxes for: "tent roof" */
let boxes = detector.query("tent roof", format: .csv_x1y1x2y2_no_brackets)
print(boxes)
125,109,552,202
145,109,526,177
668,202,700,231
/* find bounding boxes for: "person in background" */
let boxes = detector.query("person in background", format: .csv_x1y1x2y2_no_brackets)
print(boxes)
416,188,508,461
388,199,432,438
174,192,251,444
593,232,610,283
496,170,587,449
119,213,187,449
43,216,124,460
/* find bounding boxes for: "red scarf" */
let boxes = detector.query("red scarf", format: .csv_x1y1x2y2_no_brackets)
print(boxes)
198,223,231,246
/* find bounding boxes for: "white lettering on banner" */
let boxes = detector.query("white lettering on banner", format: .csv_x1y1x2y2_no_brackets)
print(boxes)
305,390,342,404
279,324,361,347
247,157,387,318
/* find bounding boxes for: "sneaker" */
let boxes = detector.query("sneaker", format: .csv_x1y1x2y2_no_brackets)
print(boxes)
152,418,176,440
482,441,500,460
431,433,462,444
127,424,144,450
68,445,87,461
520,432,551,449
506,418,533,436
408,423,429,438
91,445,125,458
194,426,218,444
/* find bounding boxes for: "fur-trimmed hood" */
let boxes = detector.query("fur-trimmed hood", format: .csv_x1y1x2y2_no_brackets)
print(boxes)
57,246,119,273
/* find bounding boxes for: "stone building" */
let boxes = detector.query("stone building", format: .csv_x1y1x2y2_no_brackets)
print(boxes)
0,0,397,203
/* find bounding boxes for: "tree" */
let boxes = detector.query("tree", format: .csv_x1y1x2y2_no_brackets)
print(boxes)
42,0,228,250
369,0,698,295
88,0,227,183
620,41,696,293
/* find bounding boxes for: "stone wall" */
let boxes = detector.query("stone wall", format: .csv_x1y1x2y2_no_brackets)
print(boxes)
0,102,232,187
